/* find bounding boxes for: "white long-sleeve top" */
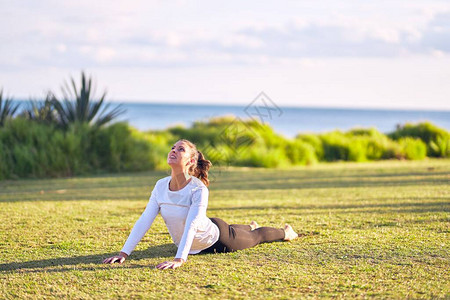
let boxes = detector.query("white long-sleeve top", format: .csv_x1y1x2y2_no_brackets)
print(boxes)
121,175,220,261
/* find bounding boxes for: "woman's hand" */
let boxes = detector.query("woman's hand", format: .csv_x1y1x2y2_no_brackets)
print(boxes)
156,258,184,270
102,252,128,264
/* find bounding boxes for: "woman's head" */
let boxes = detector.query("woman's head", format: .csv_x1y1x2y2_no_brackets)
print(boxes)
167,139,212,186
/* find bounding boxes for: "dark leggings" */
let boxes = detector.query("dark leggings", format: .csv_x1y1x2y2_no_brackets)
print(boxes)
200,217,285,254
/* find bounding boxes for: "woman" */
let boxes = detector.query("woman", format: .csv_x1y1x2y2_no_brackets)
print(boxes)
103,139,298,269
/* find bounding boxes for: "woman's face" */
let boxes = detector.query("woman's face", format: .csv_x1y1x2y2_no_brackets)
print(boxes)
167,141,195,169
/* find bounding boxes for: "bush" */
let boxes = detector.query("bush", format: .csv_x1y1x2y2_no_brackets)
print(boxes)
138,130,178,170
352,134,403,161
0,118,57,178
429,135,450,158
285,140,318,165
398,137,427,160
296,134,324,161
1,114,448,180
347,127,383,137
92,123,144,172
389,122,450,157
0,140,7,179
169,124,222,147
347,137,368,162
0,119,158,179
235,145,291,168
319,131,350,161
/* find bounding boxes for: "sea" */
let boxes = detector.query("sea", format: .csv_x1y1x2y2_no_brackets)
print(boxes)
115,102,450,138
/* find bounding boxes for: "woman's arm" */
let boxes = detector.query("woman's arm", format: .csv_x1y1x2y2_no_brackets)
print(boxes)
175,187,209,260
103,187,160,264
156,187,208,269
121,188,160,255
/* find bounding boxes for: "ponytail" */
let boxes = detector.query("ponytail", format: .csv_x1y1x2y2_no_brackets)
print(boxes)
194,150,212,187
178,139,213,187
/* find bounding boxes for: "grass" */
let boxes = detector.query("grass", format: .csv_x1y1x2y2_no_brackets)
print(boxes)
0,159,449,299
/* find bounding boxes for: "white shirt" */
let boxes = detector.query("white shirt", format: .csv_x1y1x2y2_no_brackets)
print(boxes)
121,175,220,261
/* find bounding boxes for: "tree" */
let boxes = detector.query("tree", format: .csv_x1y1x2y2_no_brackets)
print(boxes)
51,72,125,129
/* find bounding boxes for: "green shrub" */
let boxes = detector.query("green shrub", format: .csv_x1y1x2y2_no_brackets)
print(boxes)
285,140,318,165
348,137,368,162
169,124,220,146
63,123,92,174
98,123,132,171
47,130,71,176
169,115,235,146
296,134,324,161
11,144,35,177
347,127,383,137
389,122,449,157
398,137,427,160
0,119,160,179
1,118,55,177
0,140,8,179
365,136,389,160
429,135,450,158
316,129,408,162
1,114,448,180
251,123,286,149
137,130,178,170
319,131,350,161
87,122,156,173
238,147,290,168
352,134,402,161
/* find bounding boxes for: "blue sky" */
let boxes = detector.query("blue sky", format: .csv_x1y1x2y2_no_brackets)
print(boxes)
1,0,450,110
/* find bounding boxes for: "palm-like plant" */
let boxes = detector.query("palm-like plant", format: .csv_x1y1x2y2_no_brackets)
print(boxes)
0,89,20,126
51,72,125,129
21,93,58,125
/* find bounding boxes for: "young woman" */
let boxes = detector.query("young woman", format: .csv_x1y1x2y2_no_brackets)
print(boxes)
103,139,298,269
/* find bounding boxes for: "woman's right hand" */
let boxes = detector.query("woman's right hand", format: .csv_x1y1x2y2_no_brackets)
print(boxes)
102,252,128,264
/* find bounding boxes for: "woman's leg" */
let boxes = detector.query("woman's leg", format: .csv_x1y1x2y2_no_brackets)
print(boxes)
230,221,259,231
206,218,285,253
229,224,252,231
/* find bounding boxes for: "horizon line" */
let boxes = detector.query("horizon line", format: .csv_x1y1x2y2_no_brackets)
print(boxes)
12,98,450,113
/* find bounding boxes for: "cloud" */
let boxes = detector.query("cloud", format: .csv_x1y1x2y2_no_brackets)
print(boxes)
231,12,450,58
419,12,450,53
0,2,450,70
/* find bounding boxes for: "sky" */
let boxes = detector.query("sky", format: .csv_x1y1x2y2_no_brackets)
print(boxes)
1,0,450,110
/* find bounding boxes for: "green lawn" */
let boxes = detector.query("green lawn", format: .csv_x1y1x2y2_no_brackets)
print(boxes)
1,159,449,299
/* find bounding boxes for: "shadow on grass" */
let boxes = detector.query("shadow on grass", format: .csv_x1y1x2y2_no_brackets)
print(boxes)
1,167,449,202
2,178,449,203
0,243,177,273
210,178,449,191
216,170,450,183
208,199,450,215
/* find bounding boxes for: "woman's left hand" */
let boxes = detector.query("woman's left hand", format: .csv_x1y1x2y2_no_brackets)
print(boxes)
156,258,184,270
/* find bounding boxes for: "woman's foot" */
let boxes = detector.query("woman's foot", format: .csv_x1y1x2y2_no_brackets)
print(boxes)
284,224,298,241
250,221,260,231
